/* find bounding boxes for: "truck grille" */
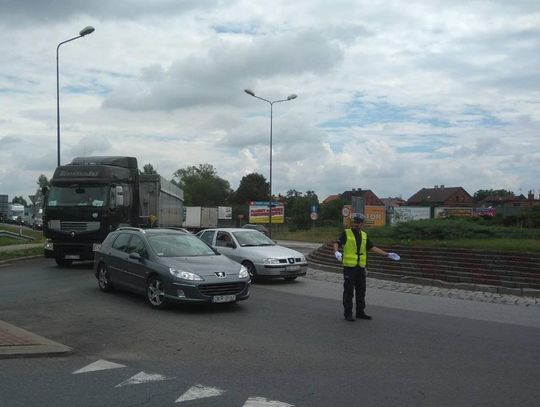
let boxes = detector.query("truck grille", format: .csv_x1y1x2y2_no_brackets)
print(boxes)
198,283,246,296
58,221,100,232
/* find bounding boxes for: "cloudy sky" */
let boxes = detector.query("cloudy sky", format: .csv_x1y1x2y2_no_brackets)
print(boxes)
1,0,539,203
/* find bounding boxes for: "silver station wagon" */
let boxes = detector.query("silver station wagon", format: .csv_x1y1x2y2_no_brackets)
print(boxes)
94,227,250,308
196,228,307,282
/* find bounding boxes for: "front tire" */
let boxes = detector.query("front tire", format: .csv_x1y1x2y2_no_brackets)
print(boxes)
284,276,297,281
242,261,258,283
97,263,114,292
146,276,167,309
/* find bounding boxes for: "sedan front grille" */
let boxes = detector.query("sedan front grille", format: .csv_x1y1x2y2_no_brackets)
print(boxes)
199,283,247,296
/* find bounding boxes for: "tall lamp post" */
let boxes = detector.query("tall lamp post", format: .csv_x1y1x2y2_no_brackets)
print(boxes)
56,26,95,167
244,89,297,237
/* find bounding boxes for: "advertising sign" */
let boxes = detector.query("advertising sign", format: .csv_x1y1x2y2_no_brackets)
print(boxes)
391,206,431,225
473,208,497,217
249,202,284,224
434,207,473,218
218,206,232,220
364,206,386,228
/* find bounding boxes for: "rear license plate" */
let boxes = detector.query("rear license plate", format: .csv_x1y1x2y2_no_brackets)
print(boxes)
212,295,236,303
65,255,80,260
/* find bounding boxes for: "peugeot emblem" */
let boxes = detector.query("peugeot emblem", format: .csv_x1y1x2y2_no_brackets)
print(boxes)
215,272,226,278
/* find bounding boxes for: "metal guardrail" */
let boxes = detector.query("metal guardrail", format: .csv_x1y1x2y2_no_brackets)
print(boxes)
0,230,35,241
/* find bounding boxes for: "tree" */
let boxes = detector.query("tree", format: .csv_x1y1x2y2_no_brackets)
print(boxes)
173,164,231,206
233,173,269,204
320,197,346,224
141,163,157,175
37,174,50,189
284,190,319,230
12,196,28,207
473,189,514,203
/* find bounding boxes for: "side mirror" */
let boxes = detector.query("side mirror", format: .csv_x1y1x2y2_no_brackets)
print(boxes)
115,186,124,206
129,252,142,261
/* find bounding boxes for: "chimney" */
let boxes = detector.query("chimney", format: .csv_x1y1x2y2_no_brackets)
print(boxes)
528,190,534,200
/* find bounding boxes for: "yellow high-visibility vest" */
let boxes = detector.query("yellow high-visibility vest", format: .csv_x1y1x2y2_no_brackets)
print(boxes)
343,229,367,267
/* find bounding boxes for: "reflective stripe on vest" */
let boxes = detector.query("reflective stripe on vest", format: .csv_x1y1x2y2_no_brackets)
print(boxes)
343,229,367,267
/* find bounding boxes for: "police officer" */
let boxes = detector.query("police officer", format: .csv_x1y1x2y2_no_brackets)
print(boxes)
333,214,400,321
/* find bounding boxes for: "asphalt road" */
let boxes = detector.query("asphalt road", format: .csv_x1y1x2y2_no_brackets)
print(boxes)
1,258,539,407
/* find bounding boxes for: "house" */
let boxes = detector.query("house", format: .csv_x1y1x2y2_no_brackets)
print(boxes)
322,194,340,205
340,188,385,206
407,185,473,207
380,197,406,209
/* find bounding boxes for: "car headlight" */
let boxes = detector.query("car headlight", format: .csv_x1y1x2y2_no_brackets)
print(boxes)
169,268,203,281
263,257,281,265
300,256,306,262
239,265,249,278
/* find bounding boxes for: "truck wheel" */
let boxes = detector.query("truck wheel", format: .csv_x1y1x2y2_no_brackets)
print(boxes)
146,276,167,309
242,261,258,283
55,258,73,267
97,263,114,292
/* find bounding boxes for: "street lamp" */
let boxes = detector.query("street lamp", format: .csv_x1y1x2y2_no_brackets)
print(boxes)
244,89,298,237
56,26,95,167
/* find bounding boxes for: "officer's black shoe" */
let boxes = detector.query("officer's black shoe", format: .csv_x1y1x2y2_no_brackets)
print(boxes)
344,315,355,322
357,312,372,320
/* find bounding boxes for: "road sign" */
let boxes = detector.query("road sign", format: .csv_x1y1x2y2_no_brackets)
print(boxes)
310,212,318,221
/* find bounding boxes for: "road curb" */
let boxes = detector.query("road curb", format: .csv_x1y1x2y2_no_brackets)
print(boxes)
0,320,73,359
0,255,44,266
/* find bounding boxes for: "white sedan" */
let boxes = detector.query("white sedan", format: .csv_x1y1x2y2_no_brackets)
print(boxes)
197,228,307,282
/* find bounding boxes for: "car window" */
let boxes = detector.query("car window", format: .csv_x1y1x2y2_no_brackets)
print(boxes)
232,230,275,247
127,235,148,258
112,233,131,252
148,234,217,257
199,230,215,245
216,231,233,247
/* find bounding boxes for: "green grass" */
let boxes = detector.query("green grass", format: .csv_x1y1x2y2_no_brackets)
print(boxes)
0,246,43,262
272,224,540,253
0,225,45,247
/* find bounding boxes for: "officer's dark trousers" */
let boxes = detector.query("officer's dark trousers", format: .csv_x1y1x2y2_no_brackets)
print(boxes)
343,266,366,317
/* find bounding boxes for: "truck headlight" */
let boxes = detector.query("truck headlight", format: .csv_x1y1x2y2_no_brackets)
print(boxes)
239,265,249,278
44,241,54,251
169,268,203,281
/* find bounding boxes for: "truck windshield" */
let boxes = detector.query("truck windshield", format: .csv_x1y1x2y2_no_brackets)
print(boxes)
46,185,108,207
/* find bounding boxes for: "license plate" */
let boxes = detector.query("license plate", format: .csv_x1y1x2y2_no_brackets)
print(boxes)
212,295,236,303
288,265,300,271
65,254,80,260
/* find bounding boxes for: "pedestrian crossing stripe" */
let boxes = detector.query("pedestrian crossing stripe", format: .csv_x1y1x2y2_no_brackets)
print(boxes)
243,397,294,406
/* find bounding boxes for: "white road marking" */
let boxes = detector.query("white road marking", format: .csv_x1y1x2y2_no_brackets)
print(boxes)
115,371,175,387
243,397,294,407
72,359,126,374
175,384,226,403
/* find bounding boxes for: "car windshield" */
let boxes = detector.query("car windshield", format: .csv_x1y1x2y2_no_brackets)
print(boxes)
148,234,216,257
46,185,107,207
232,230,275,247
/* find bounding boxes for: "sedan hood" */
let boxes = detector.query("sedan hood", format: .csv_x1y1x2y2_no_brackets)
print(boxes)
160,254,241,277
238,245,304,259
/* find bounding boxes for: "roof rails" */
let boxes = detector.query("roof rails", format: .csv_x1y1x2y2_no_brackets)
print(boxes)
116,226,146,233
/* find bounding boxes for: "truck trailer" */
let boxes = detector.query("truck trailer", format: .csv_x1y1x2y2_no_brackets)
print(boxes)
43,156,184,266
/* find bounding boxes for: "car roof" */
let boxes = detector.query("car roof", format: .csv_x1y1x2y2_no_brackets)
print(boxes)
202,228,259,232
114,227,191,235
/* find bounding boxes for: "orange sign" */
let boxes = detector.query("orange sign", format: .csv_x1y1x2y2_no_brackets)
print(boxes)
364,206,386,228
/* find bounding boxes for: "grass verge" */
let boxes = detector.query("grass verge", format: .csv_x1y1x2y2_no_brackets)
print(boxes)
0,246,43,262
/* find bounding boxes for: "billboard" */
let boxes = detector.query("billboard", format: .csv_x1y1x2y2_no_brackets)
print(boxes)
364,206,386,227
434,207,473,218
249,201,284,224
390,206,431,225
342,205,385,228
218,206,232,220
473,207,496,217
